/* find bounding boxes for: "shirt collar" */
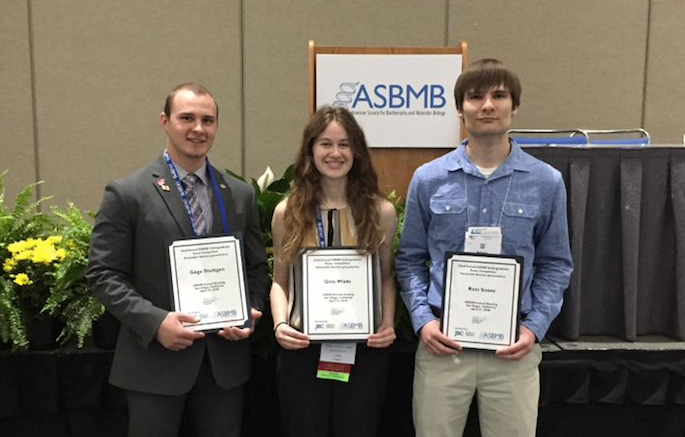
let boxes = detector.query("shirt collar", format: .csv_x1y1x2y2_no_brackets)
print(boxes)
170,157,209,186
447,138,530,176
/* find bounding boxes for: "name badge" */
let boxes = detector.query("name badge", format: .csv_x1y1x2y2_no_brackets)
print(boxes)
317,343,357,383
464,227,502,255
320,342,357,364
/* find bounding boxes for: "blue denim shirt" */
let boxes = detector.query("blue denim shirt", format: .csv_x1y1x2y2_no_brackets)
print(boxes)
396,140,573,341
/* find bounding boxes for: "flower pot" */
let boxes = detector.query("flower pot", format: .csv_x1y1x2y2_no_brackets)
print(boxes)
28,316,60,350
93,311,120,350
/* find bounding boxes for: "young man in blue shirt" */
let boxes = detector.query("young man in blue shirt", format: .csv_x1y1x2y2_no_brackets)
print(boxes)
396,59,573,437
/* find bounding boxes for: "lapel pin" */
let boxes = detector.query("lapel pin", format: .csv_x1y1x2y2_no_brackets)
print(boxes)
157,178,171,192
220,183,227,189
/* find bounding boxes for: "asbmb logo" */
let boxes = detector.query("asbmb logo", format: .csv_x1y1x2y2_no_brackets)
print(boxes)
332,82,447,110
340,322,363,330
481,332,505,341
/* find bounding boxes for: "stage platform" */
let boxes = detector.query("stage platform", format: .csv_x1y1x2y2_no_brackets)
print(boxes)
380,337,685,437
1,339,684,437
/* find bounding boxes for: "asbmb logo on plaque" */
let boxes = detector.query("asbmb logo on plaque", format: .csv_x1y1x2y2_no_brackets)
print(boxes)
481,332,505,341
340,322,364,330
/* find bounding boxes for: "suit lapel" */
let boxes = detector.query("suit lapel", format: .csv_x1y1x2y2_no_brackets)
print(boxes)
210,166,239,235
150,156,194,236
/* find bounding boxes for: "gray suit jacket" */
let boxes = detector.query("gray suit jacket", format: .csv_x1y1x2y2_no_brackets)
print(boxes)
87,156,270,395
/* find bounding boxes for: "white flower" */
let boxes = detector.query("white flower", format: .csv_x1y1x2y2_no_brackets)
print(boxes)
256,166,275,192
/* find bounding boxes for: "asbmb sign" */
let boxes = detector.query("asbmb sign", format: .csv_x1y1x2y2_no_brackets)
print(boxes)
316,54,462,148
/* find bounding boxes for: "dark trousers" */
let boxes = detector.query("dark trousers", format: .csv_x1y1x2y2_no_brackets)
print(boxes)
277,343,389,437
126,353,244,437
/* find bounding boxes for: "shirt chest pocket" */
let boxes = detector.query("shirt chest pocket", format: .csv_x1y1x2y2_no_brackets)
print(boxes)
501,202,538,246
429,197,468,238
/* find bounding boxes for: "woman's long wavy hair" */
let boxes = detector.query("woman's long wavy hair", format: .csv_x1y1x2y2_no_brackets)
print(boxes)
281,105,384,262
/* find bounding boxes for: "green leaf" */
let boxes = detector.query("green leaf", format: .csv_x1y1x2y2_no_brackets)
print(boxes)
266,178,291,194
251,179,261,195
224,168,247,184
282,164,295,182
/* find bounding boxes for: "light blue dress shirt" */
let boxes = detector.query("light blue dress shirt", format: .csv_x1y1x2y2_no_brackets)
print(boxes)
396,140,573,341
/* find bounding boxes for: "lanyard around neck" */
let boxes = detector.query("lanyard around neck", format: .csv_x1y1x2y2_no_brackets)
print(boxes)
315,208,335,247
163,151,229,236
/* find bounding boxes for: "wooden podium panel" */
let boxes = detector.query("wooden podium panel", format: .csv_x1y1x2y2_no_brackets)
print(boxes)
370,148,450,200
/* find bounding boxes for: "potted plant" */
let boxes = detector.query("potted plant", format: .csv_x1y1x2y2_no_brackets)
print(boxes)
0,171,56,350
226,166,294,357
227,165,295,251
43,203,104,348
0,171,104,351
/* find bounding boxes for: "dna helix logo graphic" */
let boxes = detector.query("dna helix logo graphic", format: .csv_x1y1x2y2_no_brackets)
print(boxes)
332,82,360,108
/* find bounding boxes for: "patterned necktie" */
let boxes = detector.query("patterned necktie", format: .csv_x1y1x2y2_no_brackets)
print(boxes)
183,174,207,235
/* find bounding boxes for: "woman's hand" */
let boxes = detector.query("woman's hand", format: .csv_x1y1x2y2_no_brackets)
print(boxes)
274,322,311,350
367,322,396,348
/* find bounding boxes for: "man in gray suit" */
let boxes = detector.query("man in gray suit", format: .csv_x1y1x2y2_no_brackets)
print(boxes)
87,83,270,437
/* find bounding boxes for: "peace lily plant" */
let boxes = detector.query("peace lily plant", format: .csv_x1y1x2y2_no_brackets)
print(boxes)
227,165,294,250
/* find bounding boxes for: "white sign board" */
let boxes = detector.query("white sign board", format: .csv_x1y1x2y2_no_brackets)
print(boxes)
316,54,462,148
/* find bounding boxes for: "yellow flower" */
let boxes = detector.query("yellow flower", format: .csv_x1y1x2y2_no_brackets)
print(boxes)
13,273,33,286
12,249,31,261
47,236,63,245
7,240,26,255
8,238,39,254
3,258,17,273
7,241,21,254
5,236,65,269
31,240,60,264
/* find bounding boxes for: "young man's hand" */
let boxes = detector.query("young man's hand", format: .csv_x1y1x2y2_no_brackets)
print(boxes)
218,308,262,341
495,325,536,360
420,319,462,355
155,312,205,351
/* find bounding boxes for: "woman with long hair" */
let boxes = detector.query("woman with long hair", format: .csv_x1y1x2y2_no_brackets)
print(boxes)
270,105,397,437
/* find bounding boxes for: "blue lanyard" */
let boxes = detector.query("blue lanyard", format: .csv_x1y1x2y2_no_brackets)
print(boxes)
163,151,229,236
315,208,327,247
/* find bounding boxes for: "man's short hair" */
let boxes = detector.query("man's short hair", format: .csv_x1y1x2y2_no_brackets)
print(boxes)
163,83,219,117
453,59,521,111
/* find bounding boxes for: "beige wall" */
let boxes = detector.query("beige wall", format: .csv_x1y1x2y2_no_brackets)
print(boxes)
450,0,650,131
2,0,684,213
29,0,243,212
644,0,685,143
1,0,35,204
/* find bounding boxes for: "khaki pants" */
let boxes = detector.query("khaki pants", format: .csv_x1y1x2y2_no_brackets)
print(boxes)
413,342,542,437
